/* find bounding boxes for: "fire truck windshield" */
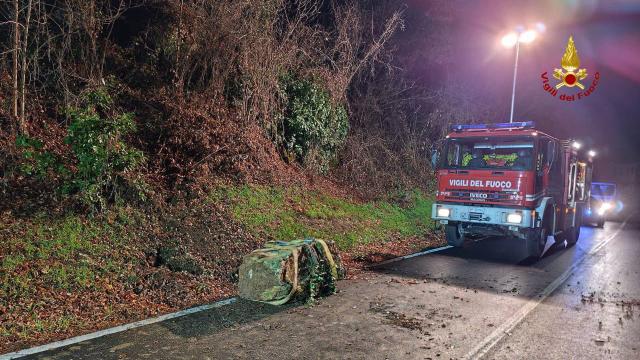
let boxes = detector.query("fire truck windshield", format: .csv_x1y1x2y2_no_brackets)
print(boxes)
443,137,535,170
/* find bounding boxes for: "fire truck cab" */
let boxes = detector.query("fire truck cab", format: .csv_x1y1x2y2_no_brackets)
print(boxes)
431,122,593,259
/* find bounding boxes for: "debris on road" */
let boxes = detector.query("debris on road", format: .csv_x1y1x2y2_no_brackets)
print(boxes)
382,311,424,332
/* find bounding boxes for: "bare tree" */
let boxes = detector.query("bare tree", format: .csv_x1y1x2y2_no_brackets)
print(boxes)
12,0,19,123
19,0,33,128
326,1,404,100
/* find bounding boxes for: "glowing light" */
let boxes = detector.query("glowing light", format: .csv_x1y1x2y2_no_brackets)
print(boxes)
437,207,451,218
588,150,597,157
507,213,523,224
572,141,582,149
535,22,547,33
597,203,611,216
501,32,519,48
519,30,537,44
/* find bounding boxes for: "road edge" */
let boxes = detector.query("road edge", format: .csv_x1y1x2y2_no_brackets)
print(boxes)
2,244,453,359
367,245,453,268
0,297,237,360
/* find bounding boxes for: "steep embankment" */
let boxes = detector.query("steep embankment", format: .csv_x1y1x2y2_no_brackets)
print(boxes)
0,184,443,353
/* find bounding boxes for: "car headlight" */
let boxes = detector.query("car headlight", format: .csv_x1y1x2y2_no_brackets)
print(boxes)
598,202,612,215
437,207,451,218
506,212,523,224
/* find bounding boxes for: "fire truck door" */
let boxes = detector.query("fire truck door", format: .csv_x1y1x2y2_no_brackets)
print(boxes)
546,140,562,198
536,138,549,193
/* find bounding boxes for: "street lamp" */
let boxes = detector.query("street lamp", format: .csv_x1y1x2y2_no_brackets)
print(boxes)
588,150,597,158
501,25,542,123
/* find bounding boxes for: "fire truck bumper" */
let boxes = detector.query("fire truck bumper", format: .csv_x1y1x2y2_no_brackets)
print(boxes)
431,203,535,228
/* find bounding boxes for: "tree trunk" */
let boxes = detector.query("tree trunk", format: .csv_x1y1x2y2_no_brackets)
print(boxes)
12,0,20,125
174,0,184,92
20,0,34,134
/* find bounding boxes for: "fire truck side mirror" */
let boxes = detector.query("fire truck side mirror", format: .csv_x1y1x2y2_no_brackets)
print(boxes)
431,150,440,169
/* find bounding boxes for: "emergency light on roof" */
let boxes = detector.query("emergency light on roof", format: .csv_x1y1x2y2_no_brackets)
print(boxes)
450,121,535,132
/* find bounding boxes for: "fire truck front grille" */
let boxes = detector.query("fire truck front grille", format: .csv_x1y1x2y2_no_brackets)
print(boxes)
444,190,519,204
469,212,484,221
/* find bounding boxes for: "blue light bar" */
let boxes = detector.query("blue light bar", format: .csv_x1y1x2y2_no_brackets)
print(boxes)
450,124,488,131
450,121,535,132
494,121,535,129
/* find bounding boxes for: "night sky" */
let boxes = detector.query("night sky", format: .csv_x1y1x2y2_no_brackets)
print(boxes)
409,0,640,171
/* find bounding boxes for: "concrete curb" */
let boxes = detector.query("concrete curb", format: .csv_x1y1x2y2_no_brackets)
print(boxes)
367,244,453,268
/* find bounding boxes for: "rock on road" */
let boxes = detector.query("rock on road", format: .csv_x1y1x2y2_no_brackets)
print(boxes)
18,219,640,360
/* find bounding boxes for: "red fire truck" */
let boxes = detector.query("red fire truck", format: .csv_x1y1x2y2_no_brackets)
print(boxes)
431,122,593,259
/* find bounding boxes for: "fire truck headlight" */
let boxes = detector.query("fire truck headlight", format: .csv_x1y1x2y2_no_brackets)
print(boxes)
437,207,451,218
506,212,523,224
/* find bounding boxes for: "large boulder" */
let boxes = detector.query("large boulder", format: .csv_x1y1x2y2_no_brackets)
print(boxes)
238,238,345,305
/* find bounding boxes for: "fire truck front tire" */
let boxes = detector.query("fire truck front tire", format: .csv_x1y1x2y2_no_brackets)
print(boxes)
526,226,547,259
565,225,581,246
445,223,465,247
566,214,582,246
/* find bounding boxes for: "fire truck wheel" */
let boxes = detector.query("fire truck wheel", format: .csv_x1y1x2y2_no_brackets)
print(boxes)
445,224,465,247
566,226,580,246
526,226,547,259
553,232,565,244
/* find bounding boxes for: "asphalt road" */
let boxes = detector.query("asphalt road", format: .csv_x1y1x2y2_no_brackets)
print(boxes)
18,218,640,360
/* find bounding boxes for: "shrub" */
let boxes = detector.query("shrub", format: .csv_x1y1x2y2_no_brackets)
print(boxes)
278,75,349,173
15,89,145,211
63,90,146,210
15,136,64,179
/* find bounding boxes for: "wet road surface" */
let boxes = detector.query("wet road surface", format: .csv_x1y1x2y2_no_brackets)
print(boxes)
18,219,640,359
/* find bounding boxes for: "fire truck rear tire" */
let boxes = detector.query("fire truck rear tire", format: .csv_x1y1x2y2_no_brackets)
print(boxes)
445,224,465,247
526,226,547,259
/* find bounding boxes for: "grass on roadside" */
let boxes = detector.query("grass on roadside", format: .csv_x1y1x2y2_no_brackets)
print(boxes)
0,208,141,341
211,185,436,250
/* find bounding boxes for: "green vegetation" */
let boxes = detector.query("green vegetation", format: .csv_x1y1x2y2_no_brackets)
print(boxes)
15,89,146,212
212,185,435,250
64,90,146,210
0,212,137,301
15,136,64,179
278,75,349,173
